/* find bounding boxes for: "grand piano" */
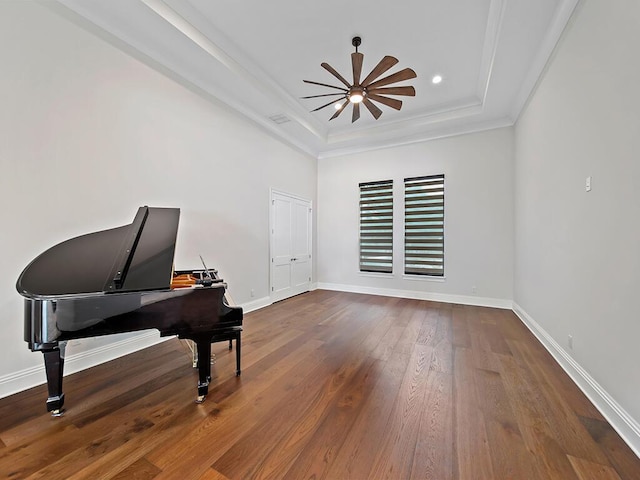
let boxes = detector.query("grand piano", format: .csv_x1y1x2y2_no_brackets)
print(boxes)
16,206,243,416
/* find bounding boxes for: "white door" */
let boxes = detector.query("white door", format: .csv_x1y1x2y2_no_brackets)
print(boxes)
270,190,312,302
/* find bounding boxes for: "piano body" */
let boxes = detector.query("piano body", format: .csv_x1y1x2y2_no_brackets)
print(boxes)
16,206,243,415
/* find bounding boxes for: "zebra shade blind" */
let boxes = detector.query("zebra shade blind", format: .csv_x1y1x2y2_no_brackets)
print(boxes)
404,174,444,276
359,180,393,273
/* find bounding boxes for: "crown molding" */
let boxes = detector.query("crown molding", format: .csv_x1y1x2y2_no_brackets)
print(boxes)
50,0,577,159
509,0,581,121
318,115,514,160
139,0,328,142
477,0,508,103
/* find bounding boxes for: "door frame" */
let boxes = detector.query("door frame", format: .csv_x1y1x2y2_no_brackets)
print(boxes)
269,188,313,303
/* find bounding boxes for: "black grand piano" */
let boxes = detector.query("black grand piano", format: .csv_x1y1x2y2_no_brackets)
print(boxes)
16,206,243,416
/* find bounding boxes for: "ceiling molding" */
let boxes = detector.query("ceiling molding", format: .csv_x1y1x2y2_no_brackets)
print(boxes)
327,97,483,145
139,0,328,142
49,0,322,158
316,0,507,144
49,0,578,159
476,0,508,103
509,0,582,122
318,116,514,160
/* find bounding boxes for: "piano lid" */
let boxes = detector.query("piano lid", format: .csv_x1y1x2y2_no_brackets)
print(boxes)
17,207,180,299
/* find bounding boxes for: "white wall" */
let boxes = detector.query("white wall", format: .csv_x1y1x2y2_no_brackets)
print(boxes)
0,1,316,395
514,0,640,443
5,0,639,455
317,128,514,307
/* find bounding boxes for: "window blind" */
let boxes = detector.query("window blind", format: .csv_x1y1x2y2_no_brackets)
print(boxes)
359,180,393,273
404,175,444,276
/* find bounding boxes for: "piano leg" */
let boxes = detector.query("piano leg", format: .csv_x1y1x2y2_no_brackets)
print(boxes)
42,342,66,416
195,338,212,403
235,332,241,377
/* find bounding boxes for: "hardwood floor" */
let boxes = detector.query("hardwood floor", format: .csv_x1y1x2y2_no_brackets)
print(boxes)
0,290,638,479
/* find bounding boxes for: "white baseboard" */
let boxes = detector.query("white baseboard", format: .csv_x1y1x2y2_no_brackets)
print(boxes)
0,296,272,401
316,282,512,309
64,331,171,376
513,302,640,458
241,295,272,313
0,331,170,401
0,363,45,400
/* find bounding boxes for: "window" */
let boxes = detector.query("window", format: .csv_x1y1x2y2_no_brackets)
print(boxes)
404,175,445,276
359,180,393,273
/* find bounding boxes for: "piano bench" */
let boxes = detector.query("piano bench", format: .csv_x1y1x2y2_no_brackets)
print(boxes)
186,327,242,377
210,328,242,376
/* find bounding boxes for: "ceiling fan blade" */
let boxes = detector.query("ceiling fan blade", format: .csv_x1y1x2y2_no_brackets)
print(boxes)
301,92,347,99
366,68,417,89
362,98,383,119
361,56,399,87
352,52,364,86
303,79,348,91
367,86,416,97
368,94,403,111
330,100,350,120
321,62,352,88
311,96,347,112
352,102,360,123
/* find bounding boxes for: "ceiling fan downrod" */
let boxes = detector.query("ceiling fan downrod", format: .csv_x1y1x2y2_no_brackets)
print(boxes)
352,36,361,53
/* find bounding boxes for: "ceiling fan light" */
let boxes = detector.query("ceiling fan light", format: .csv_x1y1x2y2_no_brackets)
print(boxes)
348,86,365,104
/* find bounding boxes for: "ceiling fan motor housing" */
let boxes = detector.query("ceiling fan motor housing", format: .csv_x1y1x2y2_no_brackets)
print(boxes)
348,86,365,103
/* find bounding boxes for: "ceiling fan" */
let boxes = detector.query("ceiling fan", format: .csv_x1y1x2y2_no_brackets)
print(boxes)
303,36,417,123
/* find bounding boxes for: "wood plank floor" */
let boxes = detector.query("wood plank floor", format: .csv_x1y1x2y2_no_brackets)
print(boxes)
0,290,638,479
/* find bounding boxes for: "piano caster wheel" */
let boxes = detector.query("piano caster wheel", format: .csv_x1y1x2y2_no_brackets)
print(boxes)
50,409,64,417
195,395,206,404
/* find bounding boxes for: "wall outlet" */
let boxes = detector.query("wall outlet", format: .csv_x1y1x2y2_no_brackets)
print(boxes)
250,289,255,298
585,176,592,192
471,286,477,294
568,334,573,350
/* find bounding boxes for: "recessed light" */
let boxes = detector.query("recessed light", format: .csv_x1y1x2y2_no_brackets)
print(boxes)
432,75,443,84
334,103,342,110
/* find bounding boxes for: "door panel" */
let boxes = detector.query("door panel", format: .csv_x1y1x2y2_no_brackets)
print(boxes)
270,191,312,302
291,199,311,290
272,196,293,298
